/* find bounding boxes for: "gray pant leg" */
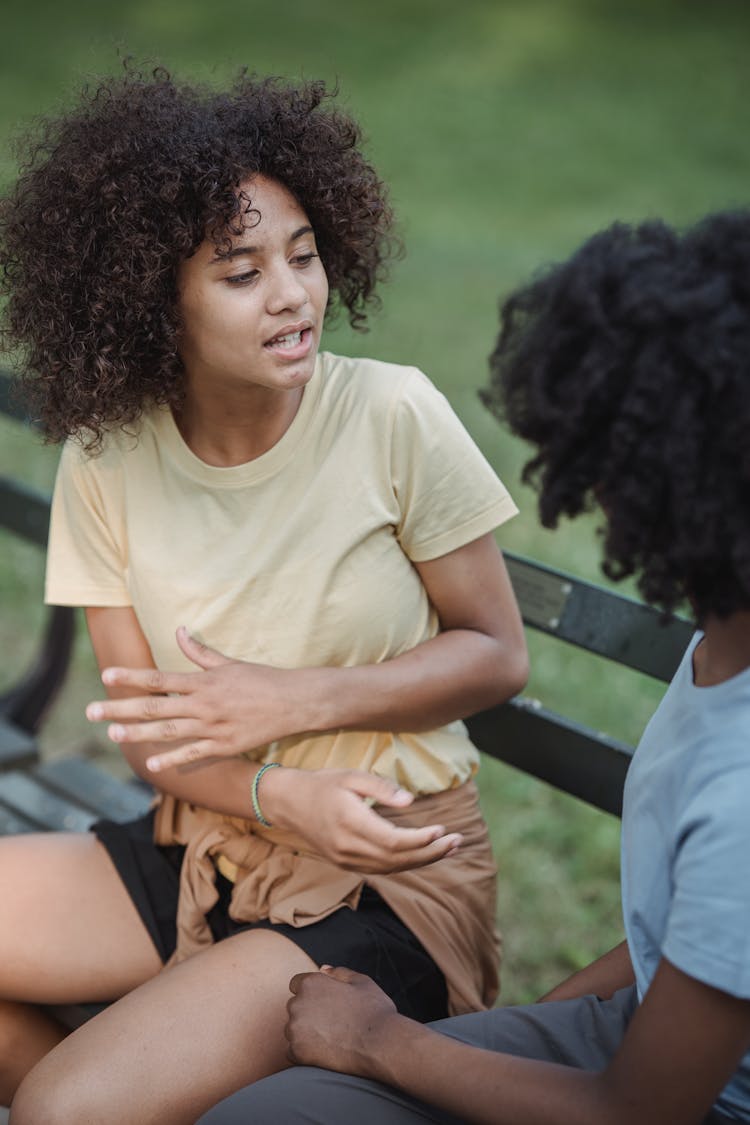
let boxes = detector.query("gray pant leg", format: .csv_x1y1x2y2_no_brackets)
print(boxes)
197,1067,464,1125
196,988,637,1125
432,984,637,1069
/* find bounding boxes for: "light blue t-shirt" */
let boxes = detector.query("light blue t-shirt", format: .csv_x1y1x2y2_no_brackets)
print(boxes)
622,632,750,1120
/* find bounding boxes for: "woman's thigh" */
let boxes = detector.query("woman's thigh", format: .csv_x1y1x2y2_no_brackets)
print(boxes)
0,832,162,1003
11,928,317,1125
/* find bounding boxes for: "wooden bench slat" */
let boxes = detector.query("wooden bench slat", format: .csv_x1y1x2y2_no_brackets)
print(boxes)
505,553,693,682
0,803,37,834
35,758,153,822
466,698,633,817
0,771,95,832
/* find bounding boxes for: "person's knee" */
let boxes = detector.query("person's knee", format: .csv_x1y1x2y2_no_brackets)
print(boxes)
11,1059,105,1125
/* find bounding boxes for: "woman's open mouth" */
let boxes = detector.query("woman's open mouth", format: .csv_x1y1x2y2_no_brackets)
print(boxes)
264,326,313,359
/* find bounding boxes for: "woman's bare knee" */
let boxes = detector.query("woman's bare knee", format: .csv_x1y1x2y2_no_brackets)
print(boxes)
11,1062,96,1125
11,930,316,1125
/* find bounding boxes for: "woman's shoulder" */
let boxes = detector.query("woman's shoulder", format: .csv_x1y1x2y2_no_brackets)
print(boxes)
60,404,166,474
318,351,441,414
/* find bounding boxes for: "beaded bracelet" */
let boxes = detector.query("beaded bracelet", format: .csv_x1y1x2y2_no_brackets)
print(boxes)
251,762,282,828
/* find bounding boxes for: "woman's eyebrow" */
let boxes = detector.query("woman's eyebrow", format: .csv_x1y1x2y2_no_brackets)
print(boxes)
211,225,315,264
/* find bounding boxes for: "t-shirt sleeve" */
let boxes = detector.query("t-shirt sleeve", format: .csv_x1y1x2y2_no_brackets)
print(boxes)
662,763,750,998
389,369,518,561
44,438,131,607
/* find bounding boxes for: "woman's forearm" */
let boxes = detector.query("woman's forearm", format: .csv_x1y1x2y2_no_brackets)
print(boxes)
119,740,260,819
367,1020,613,1125
538,941,634,1003
285,532,528,739
288,626,527,737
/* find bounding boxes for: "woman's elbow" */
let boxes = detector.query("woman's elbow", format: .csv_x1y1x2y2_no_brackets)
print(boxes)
483,634,529,707
502,642,529,700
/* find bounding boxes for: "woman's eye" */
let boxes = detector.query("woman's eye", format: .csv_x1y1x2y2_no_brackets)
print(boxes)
292,252,319,268
225,270,259,286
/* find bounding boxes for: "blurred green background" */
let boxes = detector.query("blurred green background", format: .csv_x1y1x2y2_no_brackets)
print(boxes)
1,0,748,1003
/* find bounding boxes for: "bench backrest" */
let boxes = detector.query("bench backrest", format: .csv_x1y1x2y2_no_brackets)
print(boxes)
466,556,693,816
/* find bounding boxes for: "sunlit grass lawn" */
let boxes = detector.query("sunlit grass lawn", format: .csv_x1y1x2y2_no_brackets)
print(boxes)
1,0,748,1003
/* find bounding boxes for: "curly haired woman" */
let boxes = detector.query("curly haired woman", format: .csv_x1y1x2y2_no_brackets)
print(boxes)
0,70,528,1123
212,212,750,1124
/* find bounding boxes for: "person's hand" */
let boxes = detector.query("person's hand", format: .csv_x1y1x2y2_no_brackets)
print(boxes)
87,627,464,873
262,766,462,873
285,967,407,1077
85,626,300,770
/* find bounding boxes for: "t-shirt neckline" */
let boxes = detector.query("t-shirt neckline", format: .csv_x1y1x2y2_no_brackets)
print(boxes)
152,354,324,488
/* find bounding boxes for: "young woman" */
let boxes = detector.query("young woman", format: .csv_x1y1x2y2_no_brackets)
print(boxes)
0,71,528,1123
202,212,750,1124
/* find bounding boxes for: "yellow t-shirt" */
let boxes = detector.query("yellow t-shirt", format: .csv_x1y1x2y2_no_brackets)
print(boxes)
46,352,517,793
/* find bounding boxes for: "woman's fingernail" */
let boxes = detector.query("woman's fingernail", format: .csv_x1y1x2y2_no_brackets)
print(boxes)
86,703,103,720
146,757,161,773
108,724,125,741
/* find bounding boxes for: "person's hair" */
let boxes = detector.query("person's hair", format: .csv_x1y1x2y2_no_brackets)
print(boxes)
482,211,750,621
0,67,398,447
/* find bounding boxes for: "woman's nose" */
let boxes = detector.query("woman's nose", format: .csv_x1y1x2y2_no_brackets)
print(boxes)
266,266,308,314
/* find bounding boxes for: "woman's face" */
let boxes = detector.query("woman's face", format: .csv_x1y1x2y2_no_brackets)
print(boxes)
177,175,329,398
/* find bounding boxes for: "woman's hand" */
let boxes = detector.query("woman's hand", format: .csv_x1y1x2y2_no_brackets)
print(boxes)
285,967,407,1077
86,626,308,771
260,765,462,873
86,535,529,775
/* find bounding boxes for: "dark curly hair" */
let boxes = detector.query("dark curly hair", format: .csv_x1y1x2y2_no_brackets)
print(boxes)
0,68,398,447
482,211,750,621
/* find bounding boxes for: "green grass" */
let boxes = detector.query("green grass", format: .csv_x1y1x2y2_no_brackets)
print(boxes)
1,0,748,1004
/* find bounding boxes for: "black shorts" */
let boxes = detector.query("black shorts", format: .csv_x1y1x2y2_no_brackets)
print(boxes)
92,811,448,1023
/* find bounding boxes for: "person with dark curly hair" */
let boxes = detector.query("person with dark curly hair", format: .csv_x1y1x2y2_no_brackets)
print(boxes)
0,70,528,1123
204,212,750,1124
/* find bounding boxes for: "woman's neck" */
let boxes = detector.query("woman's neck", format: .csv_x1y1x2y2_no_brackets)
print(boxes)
692,610,750,687
174,384,304,467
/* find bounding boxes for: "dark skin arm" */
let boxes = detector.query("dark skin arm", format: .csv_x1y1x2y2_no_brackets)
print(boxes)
539,941,634,1003
284,961,750,1125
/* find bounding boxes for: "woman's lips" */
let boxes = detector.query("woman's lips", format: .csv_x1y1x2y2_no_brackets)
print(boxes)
264,325,313,359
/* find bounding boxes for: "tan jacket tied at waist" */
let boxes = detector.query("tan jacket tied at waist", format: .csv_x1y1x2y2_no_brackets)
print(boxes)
154,780,499,1015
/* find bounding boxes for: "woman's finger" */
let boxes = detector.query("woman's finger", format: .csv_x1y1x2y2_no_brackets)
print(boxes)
344,772,415,809
341,797,456,855
86,693,198,723
106,717,205,745
384,833,463,872
101,665,194,693
146,741,219,772
332,818,463,872
176,626,233,670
